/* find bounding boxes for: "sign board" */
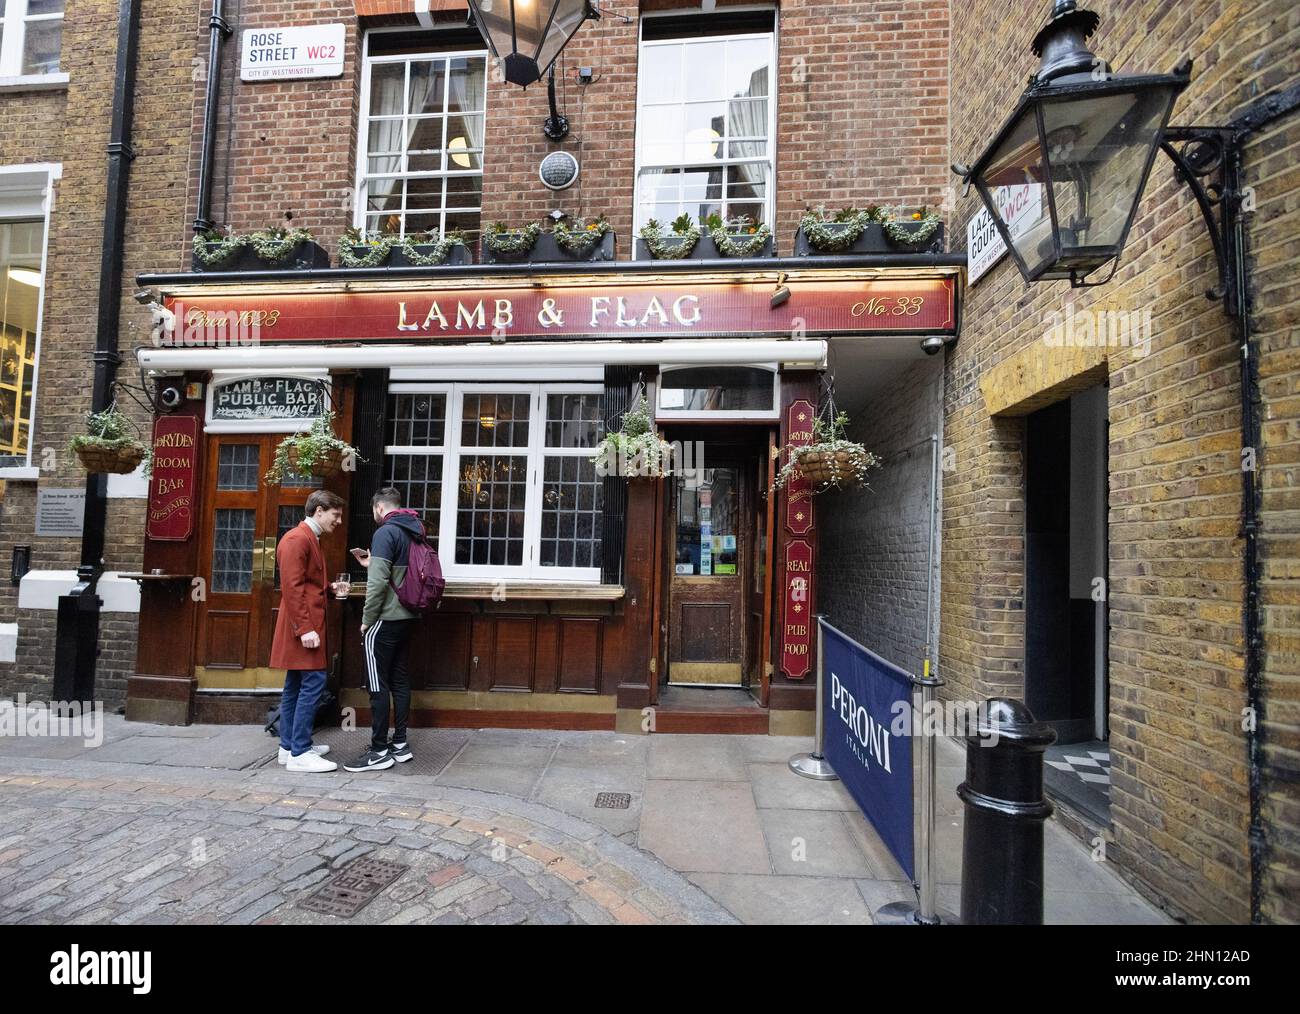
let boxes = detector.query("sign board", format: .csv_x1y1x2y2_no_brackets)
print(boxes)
147,416,198,541
210,375,327,422
241,24,345,81
821,620,915,879
163,277,958,346
35,489,85,537
781,539,814,679
967,184,1043,285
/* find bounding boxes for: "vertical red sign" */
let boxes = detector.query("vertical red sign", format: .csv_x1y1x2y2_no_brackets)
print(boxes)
147,416,198,541
782,539,814,679
785,399,815,535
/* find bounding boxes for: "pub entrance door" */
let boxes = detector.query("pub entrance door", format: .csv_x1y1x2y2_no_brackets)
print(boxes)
193,434,346,690
664,431,773,689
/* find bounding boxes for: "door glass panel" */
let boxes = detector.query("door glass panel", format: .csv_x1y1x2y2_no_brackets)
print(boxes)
659,367,775,413
674,468,738,576
217,443,260,490
460,392,529,448
273,505,302,589
540,456,602,569
212,508,256,593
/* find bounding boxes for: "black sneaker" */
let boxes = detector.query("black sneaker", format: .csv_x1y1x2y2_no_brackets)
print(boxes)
387,740,414,763
343,748,394,772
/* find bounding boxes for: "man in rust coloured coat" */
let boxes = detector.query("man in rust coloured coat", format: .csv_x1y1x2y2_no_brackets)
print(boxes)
272,489,348,773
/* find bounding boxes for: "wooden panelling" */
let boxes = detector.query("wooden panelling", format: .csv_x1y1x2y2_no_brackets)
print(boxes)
491,618,537,691
677,601,733,661
421,611,473,691
557,618,602,693
204,610,250,668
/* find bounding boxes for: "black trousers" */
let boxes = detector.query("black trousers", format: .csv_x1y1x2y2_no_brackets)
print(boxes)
363,618,414,751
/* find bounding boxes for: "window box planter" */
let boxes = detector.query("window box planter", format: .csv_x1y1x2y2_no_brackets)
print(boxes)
793,220,945,256
340,241,472,268
192,239,331,273
481,230,616,264
635,233,774,260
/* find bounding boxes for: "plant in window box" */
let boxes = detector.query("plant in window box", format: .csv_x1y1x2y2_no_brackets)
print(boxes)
773,411,879,494
704,213,773,258
266,414,361,484
795,205,883,254
337,227,395,268
69,406,147,475
192,223,330,272
638,214,701,259
550,216,613,260
881,205,944,251
591,395,673,480
392,228,469,267
481,221,543,262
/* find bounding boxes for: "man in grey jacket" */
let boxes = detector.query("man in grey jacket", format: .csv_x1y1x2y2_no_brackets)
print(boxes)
343,487,422,772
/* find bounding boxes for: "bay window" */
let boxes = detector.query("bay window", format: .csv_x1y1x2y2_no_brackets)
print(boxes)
385,384,605,581
357,41,488,244
0,0,64,79
634,24,775,230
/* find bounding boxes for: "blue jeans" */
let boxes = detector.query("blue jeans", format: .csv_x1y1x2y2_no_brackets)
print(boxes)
280,669,326,757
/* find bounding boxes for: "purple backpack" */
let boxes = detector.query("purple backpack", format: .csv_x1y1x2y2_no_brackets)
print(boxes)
387,526,445,613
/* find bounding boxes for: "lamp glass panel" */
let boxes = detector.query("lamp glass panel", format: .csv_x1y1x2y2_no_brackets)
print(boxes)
977,104,1055,277
533,0,590,72
1041,86,1176,253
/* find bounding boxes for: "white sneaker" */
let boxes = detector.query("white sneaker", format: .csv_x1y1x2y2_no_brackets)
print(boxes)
278,744,331,765
285,751,338,773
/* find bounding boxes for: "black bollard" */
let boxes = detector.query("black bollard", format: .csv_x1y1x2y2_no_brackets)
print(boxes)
957,698,1057,925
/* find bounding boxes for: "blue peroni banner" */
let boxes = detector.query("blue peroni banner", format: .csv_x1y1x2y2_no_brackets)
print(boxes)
820,621,915,880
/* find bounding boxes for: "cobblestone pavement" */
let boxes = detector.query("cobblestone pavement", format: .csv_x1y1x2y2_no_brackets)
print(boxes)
0,758,735,926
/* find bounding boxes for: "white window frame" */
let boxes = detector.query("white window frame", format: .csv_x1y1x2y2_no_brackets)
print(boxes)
354,31,489,240
656,363,780,420
632,14,778,233
0,0,67,85
0,161,58,479
385,381,605,583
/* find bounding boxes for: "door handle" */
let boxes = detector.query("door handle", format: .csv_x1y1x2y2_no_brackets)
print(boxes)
257,536,276,584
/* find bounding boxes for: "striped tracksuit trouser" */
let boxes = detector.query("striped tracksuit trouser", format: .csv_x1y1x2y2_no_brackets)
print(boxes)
363,618,414,752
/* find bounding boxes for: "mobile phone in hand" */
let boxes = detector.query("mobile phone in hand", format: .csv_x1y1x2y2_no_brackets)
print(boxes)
350,547,369,562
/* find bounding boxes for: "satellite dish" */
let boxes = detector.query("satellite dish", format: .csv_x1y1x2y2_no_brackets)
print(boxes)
539,151,580,191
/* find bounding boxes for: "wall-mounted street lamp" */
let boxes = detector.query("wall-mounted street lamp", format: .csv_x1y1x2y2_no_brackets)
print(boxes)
955,1,1189,288
466,0,597,87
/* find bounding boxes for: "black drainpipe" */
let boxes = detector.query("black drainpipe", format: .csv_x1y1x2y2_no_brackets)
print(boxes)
51,0,143,704
194,0,233,233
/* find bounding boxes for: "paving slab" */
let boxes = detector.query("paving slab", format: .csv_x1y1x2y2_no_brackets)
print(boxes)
640,778,769,875
688,872,872,925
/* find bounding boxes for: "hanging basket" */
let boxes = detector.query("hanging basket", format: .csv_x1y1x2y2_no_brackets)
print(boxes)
794,446,869,488
74,440,147,475
287,444,344,478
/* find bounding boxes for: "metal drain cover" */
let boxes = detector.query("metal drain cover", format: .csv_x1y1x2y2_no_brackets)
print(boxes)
594,792,632,809
299,856,408,918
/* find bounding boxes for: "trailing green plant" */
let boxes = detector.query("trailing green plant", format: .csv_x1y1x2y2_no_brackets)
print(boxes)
706,213,772,257
484,221,542,257
799,205,882,252
68,406,148,474
193,225,315,266
882,205,942,247
551,215,610,256
396,228,466,266
772,410,879,493
638,213,700,259
337,227,395,268
192,227,244,267
591,395,673,478
266,413,361,484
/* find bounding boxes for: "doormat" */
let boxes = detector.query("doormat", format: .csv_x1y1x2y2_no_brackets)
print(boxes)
298,856,408,918
594,792,632,809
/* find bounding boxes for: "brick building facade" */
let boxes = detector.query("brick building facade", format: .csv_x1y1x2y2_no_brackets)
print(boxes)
943,0,1299,925
0,0,1294,925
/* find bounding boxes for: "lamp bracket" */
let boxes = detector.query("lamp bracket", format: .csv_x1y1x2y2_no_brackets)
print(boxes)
1159,126,1240,313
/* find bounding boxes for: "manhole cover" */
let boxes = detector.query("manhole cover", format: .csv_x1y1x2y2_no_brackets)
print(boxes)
299,856,408,918
594,792,632,809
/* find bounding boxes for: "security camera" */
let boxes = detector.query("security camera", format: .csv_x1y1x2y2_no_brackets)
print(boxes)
133,288,158,306
577,67,594,85
920,335,945,356
157,383,184,410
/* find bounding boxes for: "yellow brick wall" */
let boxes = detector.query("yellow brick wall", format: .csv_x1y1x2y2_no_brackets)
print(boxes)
946,0,1300,923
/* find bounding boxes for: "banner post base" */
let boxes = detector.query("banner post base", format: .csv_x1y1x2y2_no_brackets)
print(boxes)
874,901,959,926
788,753,839,781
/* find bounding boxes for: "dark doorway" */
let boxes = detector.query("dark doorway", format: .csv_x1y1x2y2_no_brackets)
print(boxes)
1024,385,1110,821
